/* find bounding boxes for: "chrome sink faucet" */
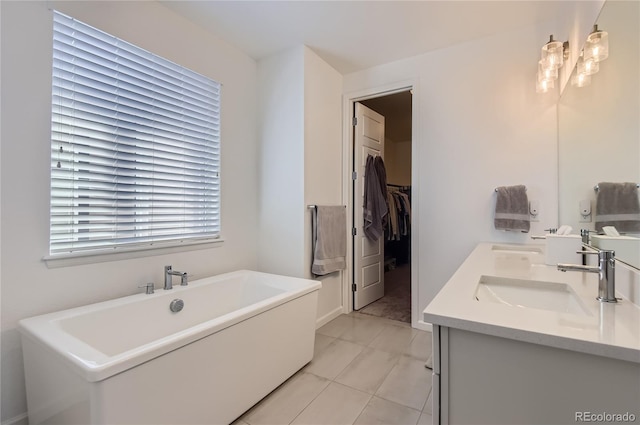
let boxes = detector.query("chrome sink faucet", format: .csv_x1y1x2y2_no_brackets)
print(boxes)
164,265,188,290
558,249,617,303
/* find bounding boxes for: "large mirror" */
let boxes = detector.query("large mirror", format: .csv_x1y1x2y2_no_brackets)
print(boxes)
558,0,640,268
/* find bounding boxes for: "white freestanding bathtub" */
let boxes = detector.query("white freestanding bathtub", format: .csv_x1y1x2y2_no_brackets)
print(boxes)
19,270,321,424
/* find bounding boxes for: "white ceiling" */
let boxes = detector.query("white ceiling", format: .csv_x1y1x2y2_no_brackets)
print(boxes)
160,1,571,75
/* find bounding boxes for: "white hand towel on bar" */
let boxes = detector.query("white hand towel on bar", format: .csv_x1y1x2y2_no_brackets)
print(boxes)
494,185,530,233
311,206,347,276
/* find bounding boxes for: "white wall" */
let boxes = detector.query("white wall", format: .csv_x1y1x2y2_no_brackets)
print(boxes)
302,47,344,324
344,23,563,322
0,1,259,423
257,46,345,324
257,47,306,277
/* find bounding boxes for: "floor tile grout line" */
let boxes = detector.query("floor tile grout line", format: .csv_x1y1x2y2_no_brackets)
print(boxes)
421,385,434,413
241,369,324,425
335,326,386,347
334,314,392,344
335,381,374,425
287,314,432,424
286,379,373,425
353,395,423,425
372,355,434,412
305,341,421,417
334,346,402,395
366,324,420,357
285,373,333,425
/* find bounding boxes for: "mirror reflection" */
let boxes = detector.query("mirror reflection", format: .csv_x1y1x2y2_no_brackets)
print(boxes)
558,0,639,268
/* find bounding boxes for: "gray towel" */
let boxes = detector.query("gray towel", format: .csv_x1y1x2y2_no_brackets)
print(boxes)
374,156,389,230
311,206,347,276
494,185,530,233
595,182,640,232
363,155,388,241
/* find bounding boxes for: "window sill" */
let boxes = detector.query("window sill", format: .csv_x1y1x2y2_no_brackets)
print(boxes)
43,238,225,269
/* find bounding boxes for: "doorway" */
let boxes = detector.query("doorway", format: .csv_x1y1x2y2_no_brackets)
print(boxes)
351,90,413,323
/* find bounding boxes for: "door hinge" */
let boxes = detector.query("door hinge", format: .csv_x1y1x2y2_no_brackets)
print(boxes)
352,116,358,126
352,171,357,180
352,227,357,236
352,283,357,291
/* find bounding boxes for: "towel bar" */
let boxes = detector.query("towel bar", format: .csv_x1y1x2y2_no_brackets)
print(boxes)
494,187,527,192
594,183,640,192
307,205,346,209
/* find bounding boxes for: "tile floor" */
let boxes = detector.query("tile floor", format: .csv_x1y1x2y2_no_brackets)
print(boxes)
235,312,434,425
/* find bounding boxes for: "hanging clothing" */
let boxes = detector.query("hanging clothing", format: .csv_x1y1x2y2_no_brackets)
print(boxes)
363,155,388,241
386,186,411,241
387,191,399,240
374,156,388,212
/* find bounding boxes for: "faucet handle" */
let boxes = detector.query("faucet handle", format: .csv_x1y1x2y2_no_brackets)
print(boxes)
577,249,615,266
580,228,599,243
138,282,155,294
578,250,599,255
577,249,615,256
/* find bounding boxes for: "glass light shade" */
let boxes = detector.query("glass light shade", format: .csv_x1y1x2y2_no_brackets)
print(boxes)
541,36,564,69
571,72,591,88
536,77,555,93
538,60,558,81
577,54,599,75
584,25,609,62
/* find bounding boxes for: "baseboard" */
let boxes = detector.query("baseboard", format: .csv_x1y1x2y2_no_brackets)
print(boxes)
416,320,433,332
315,306,343,329
2,413,28,425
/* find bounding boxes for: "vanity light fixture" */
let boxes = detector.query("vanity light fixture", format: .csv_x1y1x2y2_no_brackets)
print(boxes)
584,25,609,63
571,72,591,88
538,60,558,81
536,35,569,93
536,76,555,93
541,35,568,70
571,52,596,88
577,52,599,76
571,26,610,88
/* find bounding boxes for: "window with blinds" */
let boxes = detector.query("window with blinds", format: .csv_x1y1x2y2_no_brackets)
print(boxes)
50,11,221,256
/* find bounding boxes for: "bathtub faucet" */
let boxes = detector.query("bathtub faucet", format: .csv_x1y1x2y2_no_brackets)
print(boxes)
164,265,188,290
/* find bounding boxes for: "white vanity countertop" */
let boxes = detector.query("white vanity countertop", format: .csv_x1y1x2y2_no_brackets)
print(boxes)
423,243,640,363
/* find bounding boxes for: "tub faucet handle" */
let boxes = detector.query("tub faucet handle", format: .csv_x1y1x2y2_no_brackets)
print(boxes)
138,282,155,295
164,265,188,290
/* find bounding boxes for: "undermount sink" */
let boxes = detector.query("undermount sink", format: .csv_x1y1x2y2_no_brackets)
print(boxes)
491,245,543,254
475,275,591,316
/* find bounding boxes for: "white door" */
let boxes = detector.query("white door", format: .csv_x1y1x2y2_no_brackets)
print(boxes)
353,102,385,310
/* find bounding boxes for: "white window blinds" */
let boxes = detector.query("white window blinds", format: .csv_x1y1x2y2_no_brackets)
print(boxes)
50,11,221,255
